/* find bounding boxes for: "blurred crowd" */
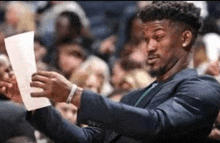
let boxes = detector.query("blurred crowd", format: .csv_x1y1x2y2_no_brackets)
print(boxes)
0,1,220,143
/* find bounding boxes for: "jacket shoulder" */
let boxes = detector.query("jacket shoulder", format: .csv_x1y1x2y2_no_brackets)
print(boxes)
177,75,220,108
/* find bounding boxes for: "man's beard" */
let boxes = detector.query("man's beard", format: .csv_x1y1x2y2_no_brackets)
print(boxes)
148,66,168,77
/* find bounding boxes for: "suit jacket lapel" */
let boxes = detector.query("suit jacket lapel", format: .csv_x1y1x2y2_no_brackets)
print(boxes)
106,83,165,143
135,68,198,108
135,82,165,108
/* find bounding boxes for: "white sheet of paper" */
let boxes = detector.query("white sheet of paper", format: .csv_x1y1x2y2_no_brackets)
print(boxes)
4,31,51,111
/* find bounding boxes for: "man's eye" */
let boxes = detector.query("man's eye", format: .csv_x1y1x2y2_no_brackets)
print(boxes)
144,38,149,43
155,35,165,41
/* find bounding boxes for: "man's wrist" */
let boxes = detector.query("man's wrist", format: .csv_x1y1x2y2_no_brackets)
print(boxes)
66,84,77,104
71,87,83,108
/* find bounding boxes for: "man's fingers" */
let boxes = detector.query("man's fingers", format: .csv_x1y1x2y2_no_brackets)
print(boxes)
31,91,47,98
32,75,49,83
30,81,46,89
32,71,56,78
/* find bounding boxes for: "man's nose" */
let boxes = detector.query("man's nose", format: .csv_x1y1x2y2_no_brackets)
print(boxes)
147,39,157,53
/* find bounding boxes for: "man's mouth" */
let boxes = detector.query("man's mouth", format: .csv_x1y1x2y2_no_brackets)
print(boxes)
147,55,158,64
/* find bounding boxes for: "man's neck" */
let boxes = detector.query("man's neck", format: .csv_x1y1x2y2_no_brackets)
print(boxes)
157,55,189,82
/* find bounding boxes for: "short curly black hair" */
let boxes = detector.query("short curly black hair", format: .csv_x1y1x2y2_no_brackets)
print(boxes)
138,1,202,37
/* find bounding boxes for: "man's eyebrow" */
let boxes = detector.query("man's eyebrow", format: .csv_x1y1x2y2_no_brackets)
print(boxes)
153,27,164,32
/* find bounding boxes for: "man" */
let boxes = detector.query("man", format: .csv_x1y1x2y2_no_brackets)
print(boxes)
10,1,220,143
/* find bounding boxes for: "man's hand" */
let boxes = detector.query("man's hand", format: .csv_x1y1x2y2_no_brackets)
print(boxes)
30,71,74,103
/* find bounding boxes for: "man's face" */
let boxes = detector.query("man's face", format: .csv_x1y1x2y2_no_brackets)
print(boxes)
143,19,183,77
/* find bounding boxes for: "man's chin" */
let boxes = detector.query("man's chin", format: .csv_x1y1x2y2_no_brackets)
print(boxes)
148,67,167,77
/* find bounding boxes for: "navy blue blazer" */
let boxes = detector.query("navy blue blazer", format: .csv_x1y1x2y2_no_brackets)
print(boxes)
27,68,220,143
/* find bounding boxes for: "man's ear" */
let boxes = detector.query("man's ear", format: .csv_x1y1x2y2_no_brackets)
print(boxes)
182,30,193,50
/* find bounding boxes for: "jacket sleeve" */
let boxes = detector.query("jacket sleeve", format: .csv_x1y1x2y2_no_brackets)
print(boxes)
26,106,105,143
77,78,220,140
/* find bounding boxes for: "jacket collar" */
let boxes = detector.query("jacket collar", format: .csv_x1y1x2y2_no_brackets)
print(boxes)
161,68,198,83
136,68,198,108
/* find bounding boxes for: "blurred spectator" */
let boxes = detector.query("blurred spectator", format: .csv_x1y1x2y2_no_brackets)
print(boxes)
37,1,90,38
103,1,150,69
78,1,136,40
34,35,58,72
0,54,21,104
34,35,49,71
55,102,78,125
119,15,147,67
119,69,155,92
93,35,117,64
0,54,36,142
43,10,93,66
111,57,144,89
195,18,220,81
4,1,35,33
193,35,208,69
70,55,113,96
78,1,138,67
0,23,18,56
121,15,145,52
55,40,87,79
107,89,129,102
200,18,220,62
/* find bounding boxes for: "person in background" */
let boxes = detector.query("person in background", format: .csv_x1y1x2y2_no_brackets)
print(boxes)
107,89,129,102
111,57,145,89
43,11,93,67
54,102,78,125
37,1,91,39
197,18,220,79
0,54,36,142
0,23,19,55
119,15,148,68
193,35,208,69
55,40,87,79
119,69,155,92
4,1,35,33
70,55,113,96
34,35,53,71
